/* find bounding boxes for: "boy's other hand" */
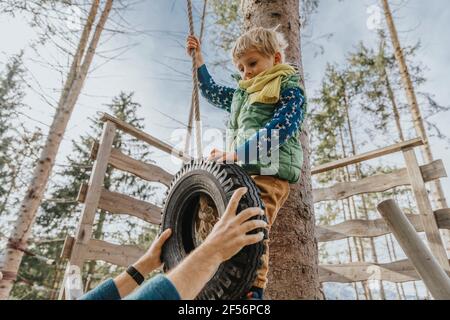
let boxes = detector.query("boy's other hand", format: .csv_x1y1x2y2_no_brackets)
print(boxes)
186,35,205,68
207,148,237,163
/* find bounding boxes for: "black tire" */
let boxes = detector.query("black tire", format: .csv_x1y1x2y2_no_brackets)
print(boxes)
160,159,267,300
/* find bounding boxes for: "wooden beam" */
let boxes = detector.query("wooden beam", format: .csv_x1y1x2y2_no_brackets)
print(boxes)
60,236,75,260
76,184,89,203
90,142,173,187
313,160,446,202
77,183,162,225
403,147,450,272
312,137,424,175
318,259,450,283
84,239,145,267
91,141,173,187
317,209,450,242
99,113,192,161
69,121,116,268
377,199,450,299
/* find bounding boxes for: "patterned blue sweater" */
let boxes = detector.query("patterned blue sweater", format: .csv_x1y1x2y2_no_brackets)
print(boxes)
197,64,305,162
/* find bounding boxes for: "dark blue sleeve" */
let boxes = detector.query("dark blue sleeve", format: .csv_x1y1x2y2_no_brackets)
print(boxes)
124,274,181,300
78,278,121,300
197,64,235,113
235,87,305,163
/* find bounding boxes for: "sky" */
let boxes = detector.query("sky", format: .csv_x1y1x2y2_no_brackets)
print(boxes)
0,0,449,215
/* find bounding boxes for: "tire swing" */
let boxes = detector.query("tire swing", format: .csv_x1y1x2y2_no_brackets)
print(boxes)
160,159,267,300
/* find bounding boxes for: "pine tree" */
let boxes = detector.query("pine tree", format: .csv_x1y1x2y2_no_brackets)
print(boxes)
0,53,43,233
311,64,376,299
0,54,46,298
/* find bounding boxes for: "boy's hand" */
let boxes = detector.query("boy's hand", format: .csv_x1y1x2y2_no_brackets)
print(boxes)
186,35,205,68
207,148,237,163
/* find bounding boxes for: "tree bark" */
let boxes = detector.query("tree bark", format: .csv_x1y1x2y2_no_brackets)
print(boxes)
0,0,113,299
381,0,448,214
240,0,321,299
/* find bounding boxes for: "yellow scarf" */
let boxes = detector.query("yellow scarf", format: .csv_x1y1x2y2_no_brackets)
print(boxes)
238,63,296,105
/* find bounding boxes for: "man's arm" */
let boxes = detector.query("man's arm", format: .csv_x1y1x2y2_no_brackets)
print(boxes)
187,35,234,113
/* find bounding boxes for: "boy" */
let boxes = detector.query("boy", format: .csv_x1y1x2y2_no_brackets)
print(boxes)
186,27,306,299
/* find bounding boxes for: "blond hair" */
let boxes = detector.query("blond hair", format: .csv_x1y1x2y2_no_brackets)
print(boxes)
231,26,288,64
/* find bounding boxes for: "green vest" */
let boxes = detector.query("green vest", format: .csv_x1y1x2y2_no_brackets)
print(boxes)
227,73,305,184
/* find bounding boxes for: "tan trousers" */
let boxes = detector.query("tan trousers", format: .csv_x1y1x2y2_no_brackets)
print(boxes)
250,175,290,289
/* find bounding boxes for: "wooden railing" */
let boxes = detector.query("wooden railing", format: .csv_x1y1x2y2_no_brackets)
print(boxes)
317,209,450,243
58,113,189,299
59,113,450,298
312,137,450,287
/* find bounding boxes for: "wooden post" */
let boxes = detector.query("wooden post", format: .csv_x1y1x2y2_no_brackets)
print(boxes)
377,199,450,300
402,147,450,272
58,121,116,299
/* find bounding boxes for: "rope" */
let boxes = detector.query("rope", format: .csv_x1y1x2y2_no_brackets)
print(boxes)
185,0,207,159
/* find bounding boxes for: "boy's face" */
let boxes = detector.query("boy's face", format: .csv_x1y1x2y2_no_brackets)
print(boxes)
236,49,282,80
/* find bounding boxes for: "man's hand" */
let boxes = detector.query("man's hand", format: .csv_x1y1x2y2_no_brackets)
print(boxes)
113,229,172,298
133,229,172,276
207,148,238,163
200,187,267,263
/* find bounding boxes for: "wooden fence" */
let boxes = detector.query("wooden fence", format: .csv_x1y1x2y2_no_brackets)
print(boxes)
58,113,191,299
313,137,450,286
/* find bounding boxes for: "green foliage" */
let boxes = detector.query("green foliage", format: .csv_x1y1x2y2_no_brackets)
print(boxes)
0,53,43,227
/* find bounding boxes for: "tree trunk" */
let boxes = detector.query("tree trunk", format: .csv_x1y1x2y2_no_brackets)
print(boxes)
381,0,448,214
184,0,208,156
240,0,321,299
338,172,360,299
84,209,107,292
0,0,113,299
